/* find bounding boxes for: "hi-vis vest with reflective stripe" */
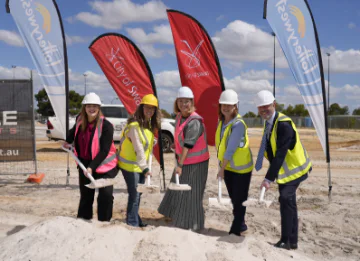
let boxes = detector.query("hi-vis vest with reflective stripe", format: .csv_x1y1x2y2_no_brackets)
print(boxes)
215,114,253,174
175,112,210,165
117,122,154,173
265,112,312,184
74,116,118,173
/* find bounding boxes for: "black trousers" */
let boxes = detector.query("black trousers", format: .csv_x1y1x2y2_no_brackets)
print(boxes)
77,159,118,221
224,170,252,235
278,182,300,244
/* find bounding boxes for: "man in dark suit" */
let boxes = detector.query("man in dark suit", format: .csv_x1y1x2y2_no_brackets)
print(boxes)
254,90,312,250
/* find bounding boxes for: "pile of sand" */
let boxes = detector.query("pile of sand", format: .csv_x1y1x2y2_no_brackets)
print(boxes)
0,216,316,261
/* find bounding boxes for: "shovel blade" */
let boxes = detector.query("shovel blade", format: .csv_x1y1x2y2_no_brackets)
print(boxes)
137,184,160,194
242,198,272,208
168,182,191,191
209,197,231,207
85,178,117,189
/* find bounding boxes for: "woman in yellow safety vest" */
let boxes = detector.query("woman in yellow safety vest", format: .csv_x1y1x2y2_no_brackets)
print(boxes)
216,89,253,236
117,94,161,227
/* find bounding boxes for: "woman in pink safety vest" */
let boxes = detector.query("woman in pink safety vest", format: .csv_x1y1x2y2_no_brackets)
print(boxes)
63,92,118,222
158,86,210,231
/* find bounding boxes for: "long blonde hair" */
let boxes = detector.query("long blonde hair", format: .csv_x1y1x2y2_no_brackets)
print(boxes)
79,105,104,132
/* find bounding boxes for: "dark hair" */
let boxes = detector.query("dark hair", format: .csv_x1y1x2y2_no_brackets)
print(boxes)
127,104,161,134
80,105,103,131
218,104,238,121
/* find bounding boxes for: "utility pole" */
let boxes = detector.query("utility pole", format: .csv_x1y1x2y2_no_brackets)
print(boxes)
326,53,330,114
83,73,88,95
272,32,276,97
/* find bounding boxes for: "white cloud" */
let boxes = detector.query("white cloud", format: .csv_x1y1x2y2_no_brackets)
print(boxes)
126,24,173,44
241,69,285,81
0,30,24,47
154,70,181,88
224,76,272,94
212,20,275,63
348,22,356,29
322,48,360,73
138,44,166,58
74,0,168,29
65,35,91,46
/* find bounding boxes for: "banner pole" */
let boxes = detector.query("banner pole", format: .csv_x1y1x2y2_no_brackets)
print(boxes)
30,70,38,175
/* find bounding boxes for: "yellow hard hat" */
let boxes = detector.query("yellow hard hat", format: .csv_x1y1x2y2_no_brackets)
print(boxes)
140,94,158,107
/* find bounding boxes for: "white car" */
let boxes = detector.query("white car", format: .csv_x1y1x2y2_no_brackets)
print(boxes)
46,104,175,152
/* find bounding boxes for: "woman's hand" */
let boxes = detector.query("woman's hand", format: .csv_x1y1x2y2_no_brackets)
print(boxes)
175,166,182,176
84,167,92,178
62,142,72,149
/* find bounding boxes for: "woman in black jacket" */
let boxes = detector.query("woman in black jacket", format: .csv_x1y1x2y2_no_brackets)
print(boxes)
63,92,118,222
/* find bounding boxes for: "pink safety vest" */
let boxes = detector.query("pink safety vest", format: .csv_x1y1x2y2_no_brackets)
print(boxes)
74,116,117,173
175,112,210,165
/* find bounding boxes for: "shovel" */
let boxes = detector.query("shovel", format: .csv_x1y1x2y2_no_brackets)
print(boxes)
168,155,191,191
242,187,272,208
62,145,117,189
137,154,160,193
209,177,231,208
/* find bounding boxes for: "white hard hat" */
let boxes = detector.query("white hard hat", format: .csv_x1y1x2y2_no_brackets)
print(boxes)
254,90,275,107
82,92,102,105
177,86,194,99
219,89,238,105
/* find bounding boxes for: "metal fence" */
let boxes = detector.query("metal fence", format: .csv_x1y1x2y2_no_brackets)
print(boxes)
0,79,36,175
243,115,360,129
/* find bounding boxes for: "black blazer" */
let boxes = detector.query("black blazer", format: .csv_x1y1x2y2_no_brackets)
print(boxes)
265,112,296,182
66,116,115,173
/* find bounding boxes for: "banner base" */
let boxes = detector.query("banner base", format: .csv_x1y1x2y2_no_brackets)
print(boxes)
26,173,45,184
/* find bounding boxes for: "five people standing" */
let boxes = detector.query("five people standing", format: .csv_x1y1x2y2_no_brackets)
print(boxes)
65,88,310,251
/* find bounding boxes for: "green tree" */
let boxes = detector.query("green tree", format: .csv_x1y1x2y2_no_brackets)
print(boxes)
329,103,349,115
352,107,360,115
243,111,257,118
275,103,285,112
292,104,309,116
35,89,54,116
35,88,84,116
160,109,172,118
283,104,294,116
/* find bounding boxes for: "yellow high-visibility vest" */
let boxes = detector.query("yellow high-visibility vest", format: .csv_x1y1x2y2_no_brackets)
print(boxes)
117,122,154,173
265,112,312,184
215,114,253,174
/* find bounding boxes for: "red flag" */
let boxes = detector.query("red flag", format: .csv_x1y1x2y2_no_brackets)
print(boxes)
89,33,165,187
167,10,225,145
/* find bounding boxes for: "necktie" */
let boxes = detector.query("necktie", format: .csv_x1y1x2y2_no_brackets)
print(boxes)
255,122,270,171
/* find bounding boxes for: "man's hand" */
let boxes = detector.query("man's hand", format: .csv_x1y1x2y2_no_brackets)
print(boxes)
217,169,224,179
144,171,152,178
260,179,271,191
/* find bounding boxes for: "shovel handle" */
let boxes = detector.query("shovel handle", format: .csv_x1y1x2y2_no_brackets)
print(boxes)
146,175,151,186
218,177,222,200
62,145,95,184
175,174,180,185
260,187,266,201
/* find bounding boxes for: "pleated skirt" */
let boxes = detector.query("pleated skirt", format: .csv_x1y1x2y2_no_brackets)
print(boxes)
158,160,209,230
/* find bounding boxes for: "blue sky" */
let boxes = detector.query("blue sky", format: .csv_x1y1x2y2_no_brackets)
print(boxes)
0,0,359,115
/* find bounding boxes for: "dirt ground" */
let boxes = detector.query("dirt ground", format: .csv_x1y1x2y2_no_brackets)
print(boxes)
0,127,359,261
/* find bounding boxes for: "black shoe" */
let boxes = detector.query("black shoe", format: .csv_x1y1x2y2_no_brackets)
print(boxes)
274,241,290,250
240,223,248,233
290,243,298,249
139,223,148,228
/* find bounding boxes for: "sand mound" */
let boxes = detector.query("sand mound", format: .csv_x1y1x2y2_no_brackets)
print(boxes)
0,216,315,261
